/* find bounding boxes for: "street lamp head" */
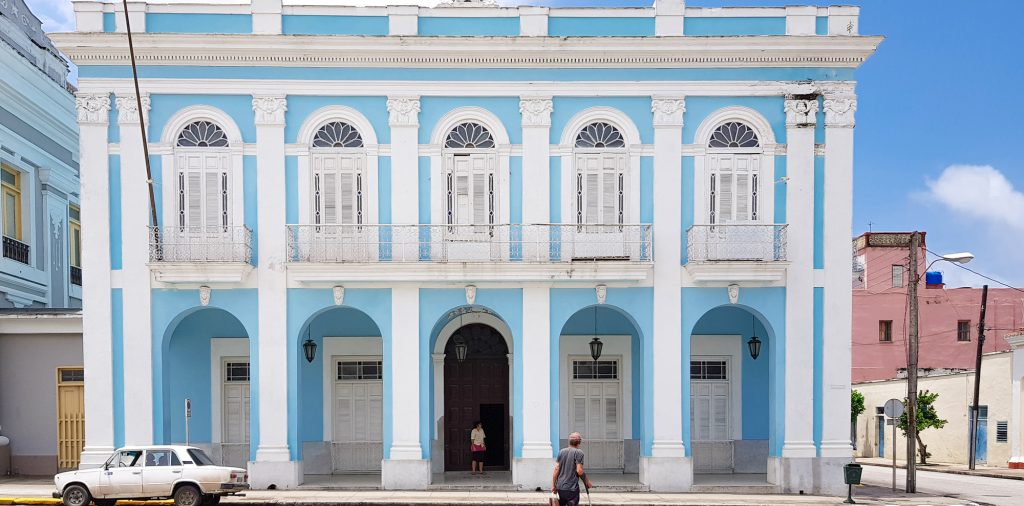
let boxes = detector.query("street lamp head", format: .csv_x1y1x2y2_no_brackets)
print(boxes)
940,252,974,264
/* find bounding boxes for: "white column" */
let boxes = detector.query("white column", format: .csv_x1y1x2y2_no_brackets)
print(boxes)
249,96,302,487
655,0,685,36
646,97,690,491
383,286,430,489
1007,332,1024,469
387,97,420,225
388,6,418,36
785,6,817,35
75,93,115,468
251,0,282,35
783,97,819,461
114,0,146,33
516,286,553,487
116,93,153,446
520,97,552,224
519,7,549,36
820,90,857,458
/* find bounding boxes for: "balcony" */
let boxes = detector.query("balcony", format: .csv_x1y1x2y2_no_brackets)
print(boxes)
685,224,789,283
2,236,30,264
147,226,254,284
70,266,82,286
286,224,653,283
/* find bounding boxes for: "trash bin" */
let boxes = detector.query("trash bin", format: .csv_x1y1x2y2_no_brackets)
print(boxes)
844,463,863,485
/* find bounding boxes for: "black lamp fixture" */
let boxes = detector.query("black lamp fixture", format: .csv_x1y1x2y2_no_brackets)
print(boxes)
453,313,468,363
747,316,762,360
303,322,317,364
589,306,603,362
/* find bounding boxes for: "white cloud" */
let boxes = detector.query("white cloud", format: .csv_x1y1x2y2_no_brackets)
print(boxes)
26,0,75,33
925,165,1024,231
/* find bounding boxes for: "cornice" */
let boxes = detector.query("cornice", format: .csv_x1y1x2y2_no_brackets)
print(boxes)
50,33,883,69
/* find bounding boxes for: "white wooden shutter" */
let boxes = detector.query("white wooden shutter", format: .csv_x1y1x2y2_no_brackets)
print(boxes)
186,172,202,227
334,384,352,442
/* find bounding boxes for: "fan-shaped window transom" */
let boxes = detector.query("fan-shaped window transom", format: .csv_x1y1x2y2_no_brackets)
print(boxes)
575,122,626,149
312,121,364,148
176,121,229,148
708,122,760,149
445,122,494,149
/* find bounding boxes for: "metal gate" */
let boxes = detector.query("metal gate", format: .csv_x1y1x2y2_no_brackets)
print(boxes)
56,368,85,470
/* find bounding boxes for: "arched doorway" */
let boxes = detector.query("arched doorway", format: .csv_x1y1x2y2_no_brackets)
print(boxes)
443,323,510,471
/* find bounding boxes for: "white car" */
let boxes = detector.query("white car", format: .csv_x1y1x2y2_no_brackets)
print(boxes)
54,446,248,506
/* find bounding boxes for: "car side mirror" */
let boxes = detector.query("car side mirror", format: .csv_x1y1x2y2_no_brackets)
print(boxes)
103,463,109,470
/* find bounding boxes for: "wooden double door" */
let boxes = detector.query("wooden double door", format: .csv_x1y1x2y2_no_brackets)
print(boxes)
443,324,509,471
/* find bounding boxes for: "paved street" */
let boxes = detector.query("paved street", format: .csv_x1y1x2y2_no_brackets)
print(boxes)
861,464,1024,506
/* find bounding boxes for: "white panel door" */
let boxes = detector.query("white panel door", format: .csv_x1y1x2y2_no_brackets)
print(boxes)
310,153,372,261
222,361,250,468
569,377,622,470
691,358,733,473
443,153,503,261
570,152,628,260
333,377,383,472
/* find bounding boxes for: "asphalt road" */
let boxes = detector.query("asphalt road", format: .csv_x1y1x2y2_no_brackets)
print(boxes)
860,465,1024,506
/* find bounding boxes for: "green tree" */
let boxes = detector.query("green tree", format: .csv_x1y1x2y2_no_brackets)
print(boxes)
851,390,866,421
896,390,948,464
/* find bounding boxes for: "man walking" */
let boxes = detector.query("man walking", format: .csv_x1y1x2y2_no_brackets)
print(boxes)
552,432,593,506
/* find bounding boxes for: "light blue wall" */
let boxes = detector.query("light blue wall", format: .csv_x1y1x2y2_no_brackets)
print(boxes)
681,156,694,264
640,156,653,224
285,156,298,225
112,289,125,448
421,289,523,459
149,155,163,225
813,287,824,453
418,17,519,36
813,155,824,269
146,14,252,34
286,289,392,460
151,289,260,459
548,17,655,37
107,96,119,143
816,17,829,36
418,156,430,224
683,96,786,145
108,155,122,270
282,15,388,36
284,96,390,144
244,156,258,262
149,94,256,144
684,17,786,36
549,156,561,223
550,288,652,456
103,13,116,33
418,97,521,144
681,287,785,457
774,156,786,224
551,97,653,145
79,66,856,83
510,156,522,224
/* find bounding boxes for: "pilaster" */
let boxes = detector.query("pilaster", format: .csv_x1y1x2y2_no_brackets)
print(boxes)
519,7,549,37
116,93,153,446
72,0,104,32
75,92,116,467
387,97,421,225
388,6,419,36
655,0,685,36
782,96,818,465
383,286,430,489
251,0,282,35
114,1,146,33
519,97,552,224
785,6,817,36
650,97,686,463
820,89,856,459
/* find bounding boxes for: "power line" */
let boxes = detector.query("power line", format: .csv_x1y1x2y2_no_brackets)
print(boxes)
925,248,1024,294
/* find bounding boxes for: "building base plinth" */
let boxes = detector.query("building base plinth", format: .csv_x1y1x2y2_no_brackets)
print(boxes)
513,457,555,490
769,456,846,495
640,456,692,492
382,459,431,490
79,447,116,469
1009,458,1024,470
248,460,303,490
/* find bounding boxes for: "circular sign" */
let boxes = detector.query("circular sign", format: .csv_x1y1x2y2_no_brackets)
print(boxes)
884,398,904,419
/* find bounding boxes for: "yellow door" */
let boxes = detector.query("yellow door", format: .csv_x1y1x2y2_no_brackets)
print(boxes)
56,368,85,470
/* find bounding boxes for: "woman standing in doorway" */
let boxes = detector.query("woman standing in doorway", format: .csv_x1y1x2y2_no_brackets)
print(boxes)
470,421,486,475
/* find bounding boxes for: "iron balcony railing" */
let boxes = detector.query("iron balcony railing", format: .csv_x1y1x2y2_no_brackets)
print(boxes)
2,236,30,264
687,224,788,262
149,226,253,263
286,224,653,263
70,266,82,286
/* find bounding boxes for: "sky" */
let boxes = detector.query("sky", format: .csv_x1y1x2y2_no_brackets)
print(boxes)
24,0,1024,288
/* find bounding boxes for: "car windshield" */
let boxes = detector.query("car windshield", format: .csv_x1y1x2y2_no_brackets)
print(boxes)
187,448,215,466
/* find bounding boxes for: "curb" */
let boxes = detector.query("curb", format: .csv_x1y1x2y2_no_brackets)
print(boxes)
0,501,171,506
857,461,1024,481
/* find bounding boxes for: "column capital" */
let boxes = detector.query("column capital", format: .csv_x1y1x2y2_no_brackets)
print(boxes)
75,92,111,125
519,97,553,127
823,97,857,128
784,98,819,128
115,93,150,125
252,95,287,126
652,97,686,127
387,96,421,127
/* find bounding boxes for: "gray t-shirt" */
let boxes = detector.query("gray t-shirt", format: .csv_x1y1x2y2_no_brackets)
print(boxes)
555,446,585,491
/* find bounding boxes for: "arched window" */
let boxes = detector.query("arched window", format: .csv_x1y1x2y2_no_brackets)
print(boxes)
174,121,231,231
706,121,761,224
573,122,627,228
310,122,366,227
443,122,497,227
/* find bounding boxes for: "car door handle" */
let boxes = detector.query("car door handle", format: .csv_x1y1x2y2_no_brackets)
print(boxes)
132,471,141,475
172,470,181,474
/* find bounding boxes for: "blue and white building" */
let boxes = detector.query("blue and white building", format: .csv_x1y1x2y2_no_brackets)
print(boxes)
54,0,880,493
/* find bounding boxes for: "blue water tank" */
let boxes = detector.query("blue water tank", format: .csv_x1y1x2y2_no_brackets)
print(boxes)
925,271,943,286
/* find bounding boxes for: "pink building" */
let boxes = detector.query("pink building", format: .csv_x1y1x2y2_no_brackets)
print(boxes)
852,232,1024,383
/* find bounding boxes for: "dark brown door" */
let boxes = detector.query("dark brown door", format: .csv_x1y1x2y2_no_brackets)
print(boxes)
443,324,510,471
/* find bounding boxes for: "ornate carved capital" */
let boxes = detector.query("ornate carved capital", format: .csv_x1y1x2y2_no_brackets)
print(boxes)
784,98,819,128
823,97,857,128
75,92,111,125
519,98,553,127
252,95,287,126
115,94,150,125
387,97,421,127
652,98,686,127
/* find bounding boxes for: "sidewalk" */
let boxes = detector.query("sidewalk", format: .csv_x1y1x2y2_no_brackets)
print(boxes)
857,456,1024,481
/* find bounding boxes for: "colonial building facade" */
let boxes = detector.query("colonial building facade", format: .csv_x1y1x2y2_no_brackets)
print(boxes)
55,0,879,493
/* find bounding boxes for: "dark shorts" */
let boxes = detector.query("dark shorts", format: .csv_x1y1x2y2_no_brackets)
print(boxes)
471,451,486,461
557,489,580,506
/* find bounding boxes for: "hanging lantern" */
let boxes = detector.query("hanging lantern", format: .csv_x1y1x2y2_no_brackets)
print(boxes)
454,336,469,363
303,337,317,363
589,337,604,362
747,315,762,360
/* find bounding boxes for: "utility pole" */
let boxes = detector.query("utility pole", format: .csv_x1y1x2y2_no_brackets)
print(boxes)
968,284,989,470
905,231,920,493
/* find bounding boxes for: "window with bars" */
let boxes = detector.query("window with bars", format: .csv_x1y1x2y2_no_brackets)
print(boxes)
311,122,366,228
445,154,495,230
2,165,22,241
337,360,383,381
574,123,627,230
690,360,728,380
996,421,1008,443
69,205,81,268
224,362,249,382
572,360,618,380
706,121,761,225
59,368,84,383
957,320,971,341
892,265,905,288
879,320,893,342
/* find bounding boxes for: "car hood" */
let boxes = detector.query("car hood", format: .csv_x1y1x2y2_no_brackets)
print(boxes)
56,468,101,480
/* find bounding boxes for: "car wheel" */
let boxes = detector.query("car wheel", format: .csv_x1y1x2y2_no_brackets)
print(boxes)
95,500,117,506
201,494,221,506
62,484,90,506
173,484,203,506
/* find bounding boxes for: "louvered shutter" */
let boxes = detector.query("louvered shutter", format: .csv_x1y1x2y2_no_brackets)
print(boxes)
353,384,367,442
187,172,203,228
473,171,487,225
323,172,338,224
334,384,351,442
605,394,618,439
340,172,355,225
368,383,383,441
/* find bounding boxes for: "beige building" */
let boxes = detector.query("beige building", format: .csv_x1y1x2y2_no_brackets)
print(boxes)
853,349,1018,467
